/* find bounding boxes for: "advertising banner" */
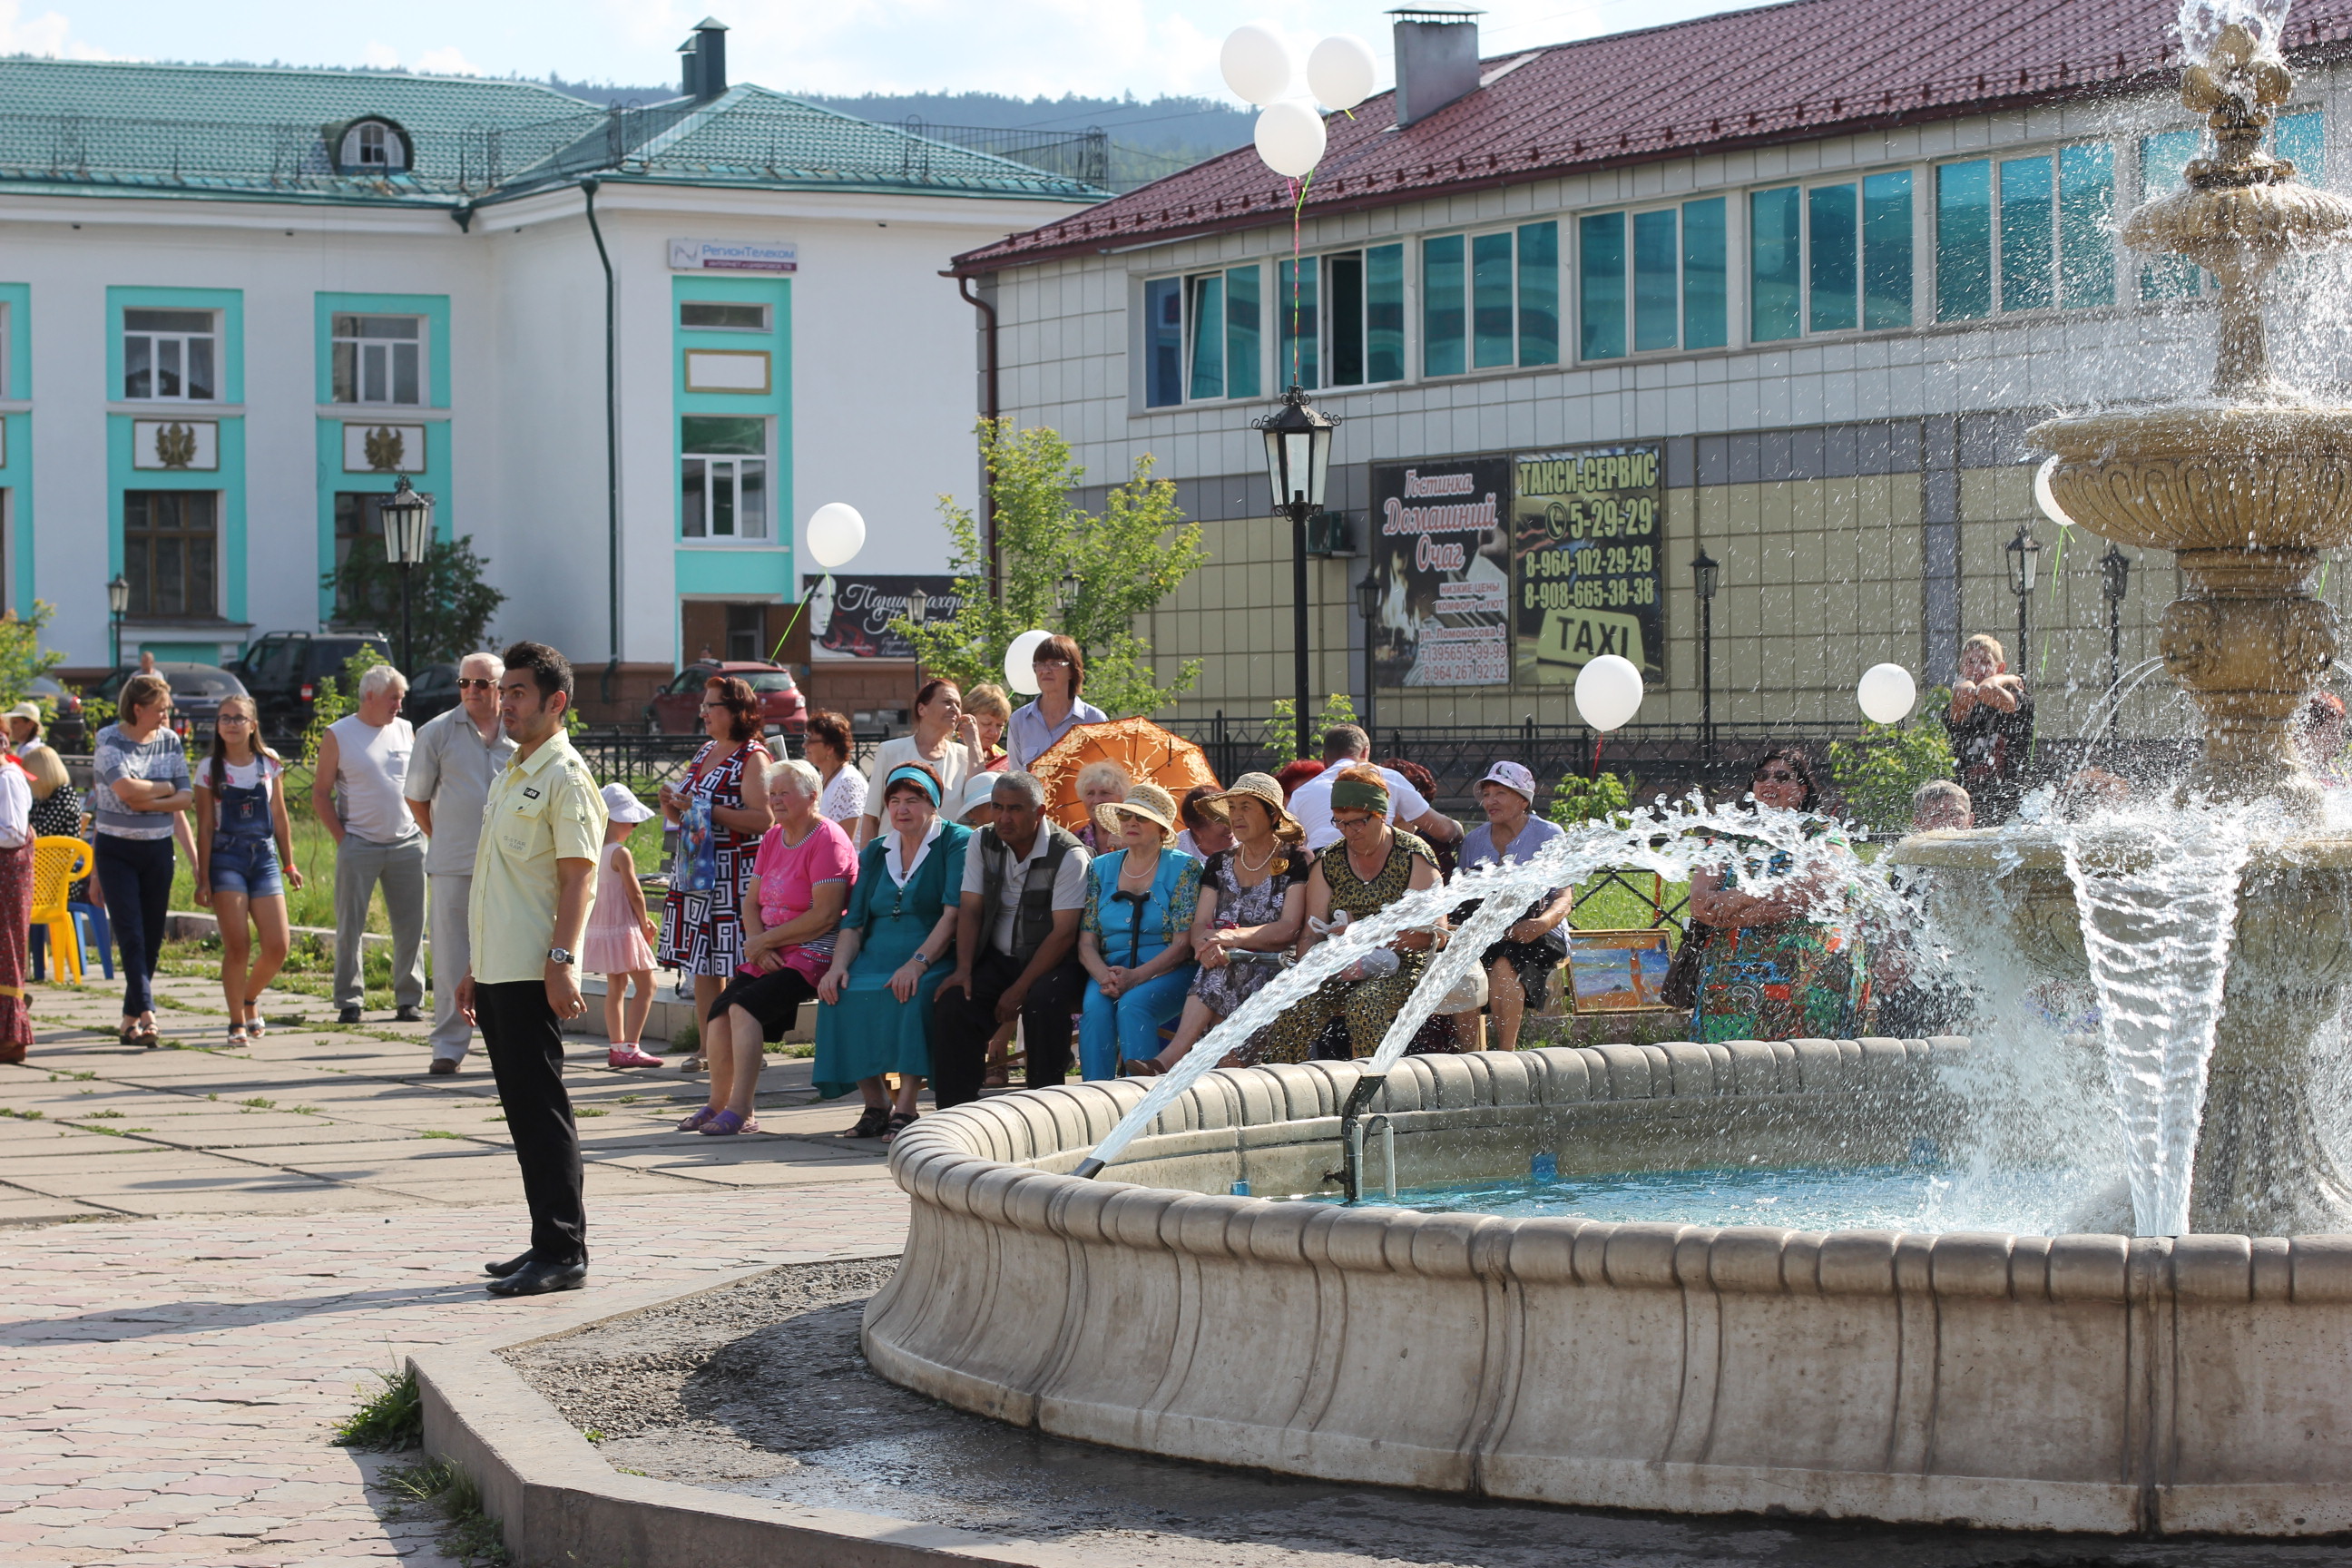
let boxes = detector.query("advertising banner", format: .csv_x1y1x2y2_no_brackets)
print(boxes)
809,575,965,661
1513,445,1667,686
1368,456,1514,688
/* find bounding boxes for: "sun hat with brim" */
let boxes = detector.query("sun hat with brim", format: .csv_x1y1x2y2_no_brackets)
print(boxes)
961,774,1000,816
1206,771,1300,837
600,783,655,825
1108,780,1180,835
1477,760,1538,803
3,702,39,725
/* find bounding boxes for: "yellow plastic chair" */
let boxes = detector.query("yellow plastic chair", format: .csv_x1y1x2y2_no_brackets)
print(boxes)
31,836,93,987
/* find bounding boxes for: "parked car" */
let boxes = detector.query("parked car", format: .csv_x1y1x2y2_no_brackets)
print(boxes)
229,631,394,740
642,661,808,738
90,662,250,742
402,662,463,726
25,675,85,750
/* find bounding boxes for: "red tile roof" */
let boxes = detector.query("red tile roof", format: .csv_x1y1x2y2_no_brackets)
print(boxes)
951,0,2352,274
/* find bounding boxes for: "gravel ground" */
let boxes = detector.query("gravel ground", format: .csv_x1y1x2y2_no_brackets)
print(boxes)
505,1260,2352,1568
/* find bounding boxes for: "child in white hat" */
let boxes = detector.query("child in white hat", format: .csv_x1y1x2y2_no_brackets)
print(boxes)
585,783,664,1068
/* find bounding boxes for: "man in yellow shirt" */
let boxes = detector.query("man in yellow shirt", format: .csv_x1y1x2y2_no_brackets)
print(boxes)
458,642,607,1298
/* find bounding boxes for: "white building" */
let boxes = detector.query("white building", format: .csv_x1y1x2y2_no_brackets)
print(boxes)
0,22,1097,714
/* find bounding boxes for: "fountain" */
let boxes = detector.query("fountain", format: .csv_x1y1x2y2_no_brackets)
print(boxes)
859,1,2352,1536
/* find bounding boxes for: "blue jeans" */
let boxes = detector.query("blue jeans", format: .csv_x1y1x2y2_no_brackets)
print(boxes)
1079,964,1197,1080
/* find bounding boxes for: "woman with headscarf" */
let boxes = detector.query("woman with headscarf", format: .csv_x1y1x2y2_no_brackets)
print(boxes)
1075,782,1201,1079
1683,746,1868,1043
815,762,970,1144
1259,766,1446,1063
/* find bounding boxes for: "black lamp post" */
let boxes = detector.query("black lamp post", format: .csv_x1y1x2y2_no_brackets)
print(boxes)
1354,567,1380,747
106,574,129,671
377,475,436,674
1055,566,1081,616
1690,549,1720,769
1253,385,1338,761
907,584,927,691
2004,524,2043,674
2101,544,2132,732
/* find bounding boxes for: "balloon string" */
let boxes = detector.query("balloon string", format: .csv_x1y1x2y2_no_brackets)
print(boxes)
771,573,828,662
2038,529,2065,681
1289,174,1308,387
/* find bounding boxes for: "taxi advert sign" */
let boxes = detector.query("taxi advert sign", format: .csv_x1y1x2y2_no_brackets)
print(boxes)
1514,444,1667,686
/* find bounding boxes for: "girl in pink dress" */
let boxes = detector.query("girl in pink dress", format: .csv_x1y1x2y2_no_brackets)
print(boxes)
586,784,663,1068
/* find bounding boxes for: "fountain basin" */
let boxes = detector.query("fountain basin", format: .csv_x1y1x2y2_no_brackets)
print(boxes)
2034,404,2352,554
867,1046,2352,1536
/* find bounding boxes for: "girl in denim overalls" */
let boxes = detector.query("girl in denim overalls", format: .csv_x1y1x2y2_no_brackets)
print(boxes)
193,697,304,1044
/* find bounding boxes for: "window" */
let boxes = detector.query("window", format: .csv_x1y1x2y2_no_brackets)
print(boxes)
337,119,410,173
1936,146,2112,321
725,603,766,662
680,416,768,540
330,315,422,406
1424,221,1558,374
1322,245,1405,387
681,301,769,331
330,493,391,623
1142,264,1263,407
122,309,216,402
2277,109,2324,181
122,490,217,618
1751,173,1913,342
1574,200,1727,360
1277,258,1318,389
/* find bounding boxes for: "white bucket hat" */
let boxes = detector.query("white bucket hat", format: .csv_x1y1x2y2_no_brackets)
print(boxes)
601,783,655,825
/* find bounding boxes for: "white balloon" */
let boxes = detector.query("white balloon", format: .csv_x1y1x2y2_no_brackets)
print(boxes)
1220,23,1292,105
1004,629,1053,697
804,502,866,570
1253,99,1326,179
1857,662,1918,726
1307,34,1377,112
1573,654,1644,732
2033,455,2076,528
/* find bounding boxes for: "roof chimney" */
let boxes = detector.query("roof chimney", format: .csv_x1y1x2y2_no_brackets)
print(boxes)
679,17,730,102
1389,7,1482,128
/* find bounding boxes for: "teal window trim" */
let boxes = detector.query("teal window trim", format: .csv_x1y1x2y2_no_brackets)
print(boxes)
107,286,243,405
0,281,26,399
0,282,27,614
109,415,246,624
313,418,456,622
314,292,452,408
671,274,791,565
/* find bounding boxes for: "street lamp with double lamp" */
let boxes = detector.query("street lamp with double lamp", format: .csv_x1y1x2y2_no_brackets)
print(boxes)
106,574,129,671
2004,524,2043,675
377,475,436,674
1253,385,1338,762
1690,549,1720,769
1354,568,1380,748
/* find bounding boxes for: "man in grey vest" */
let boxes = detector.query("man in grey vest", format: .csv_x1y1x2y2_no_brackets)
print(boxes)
312,663,426,1027
932,770,1089,1108
405,652,515,1074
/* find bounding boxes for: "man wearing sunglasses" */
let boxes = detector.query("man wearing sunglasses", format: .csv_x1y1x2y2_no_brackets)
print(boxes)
405,652,514,1074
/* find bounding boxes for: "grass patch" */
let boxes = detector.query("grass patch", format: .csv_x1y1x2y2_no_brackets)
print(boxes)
240,1097,275,1110
762,1040,816,1058
574,1108,607,1117
419,1130,461,1140
83,1109,122,1119
337,1365,423,1449
377,1456,509,1567
0,1107,42,1120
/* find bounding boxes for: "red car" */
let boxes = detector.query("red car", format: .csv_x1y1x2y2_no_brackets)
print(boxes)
643,661,808,737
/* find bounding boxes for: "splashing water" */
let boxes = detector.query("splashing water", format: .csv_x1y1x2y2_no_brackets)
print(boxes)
2059,803,2263,1235
2178,0,2292,62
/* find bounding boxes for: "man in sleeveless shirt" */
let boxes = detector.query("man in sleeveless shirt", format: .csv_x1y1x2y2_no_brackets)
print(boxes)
311,663,426,1025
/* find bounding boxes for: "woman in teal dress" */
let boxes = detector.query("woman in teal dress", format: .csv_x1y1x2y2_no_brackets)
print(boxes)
815,763,970,1142
1077,782,1203,1080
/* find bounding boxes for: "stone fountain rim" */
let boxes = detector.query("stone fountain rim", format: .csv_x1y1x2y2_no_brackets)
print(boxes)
1889,824,2352,873
2032,401,2352,456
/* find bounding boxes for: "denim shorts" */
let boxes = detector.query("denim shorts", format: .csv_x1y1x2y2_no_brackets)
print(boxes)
210,837,284,897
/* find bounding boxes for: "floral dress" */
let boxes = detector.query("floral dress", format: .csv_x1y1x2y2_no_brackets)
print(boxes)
1190,846,1315,1019
1262,831,1436,1063
659,737,770,977
1687,815,1868,1043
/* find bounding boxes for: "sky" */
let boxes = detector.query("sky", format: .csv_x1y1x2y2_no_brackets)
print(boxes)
0,0,1753,103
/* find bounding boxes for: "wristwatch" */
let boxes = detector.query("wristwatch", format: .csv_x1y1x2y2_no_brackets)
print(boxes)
548,947,575,965
910,949,935,966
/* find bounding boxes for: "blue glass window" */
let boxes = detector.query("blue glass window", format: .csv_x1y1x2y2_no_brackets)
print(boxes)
1471,231,1515,368
1862,172,1914,328
1367,243,1405,384
1144,277,1182,407
1278,257,1318,388
1423,235,1465,377
1749,187,1802,341
1517,221,1559,367
2058,146,2114,309
1808,183,1859,332
1936,161,1993,320
1225,265,1260,399
2276,110,2324,181
1579,211,1627,359
1681,197,1727,348
1186,273,1224,400
1998,155,2055,311
1632,209,1679,351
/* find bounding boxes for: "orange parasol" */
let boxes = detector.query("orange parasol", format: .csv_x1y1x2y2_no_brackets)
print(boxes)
1029,718,1220,835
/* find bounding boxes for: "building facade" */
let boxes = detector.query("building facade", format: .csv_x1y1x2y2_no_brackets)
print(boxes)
0,24,1097,713
951,0,2352,743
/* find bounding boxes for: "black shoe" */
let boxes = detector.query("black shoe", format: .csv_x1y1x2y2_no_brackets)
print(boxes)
427,1058,458,1077
336,1007,362,1024
484,1251,534,1279
395,1005,423,1024
486,1259,586,1297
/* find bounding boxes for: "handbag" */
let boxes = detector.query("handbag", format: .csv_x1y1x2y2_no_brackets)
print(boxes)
675,795,719,894
1659,922,1707,1011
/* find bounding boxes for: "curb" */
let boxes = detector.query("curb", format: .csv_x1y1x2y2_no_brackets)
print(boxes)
411,1251,1094,1568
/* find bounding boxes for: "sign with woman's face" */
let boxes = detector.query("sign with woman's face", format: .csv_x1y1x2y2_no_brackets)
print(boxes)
812,575,963,661
1369,456,1515,689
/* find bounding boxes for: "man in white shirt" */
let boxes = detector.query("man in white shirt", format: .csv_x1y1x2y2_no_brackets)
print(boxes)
312,664,424,1026
405,652,516,1075
1288,725,1462,853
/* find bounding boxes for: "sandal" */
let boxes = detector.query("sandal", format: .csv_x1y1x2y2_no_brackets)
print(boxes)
243,999,267,1040
700,1109,757,1136
135,1024,160,1050
845,1104,889,1139
881,1111,918,1145
226,1024,249,1047
116,1021,139,1046
675,1105,720,1132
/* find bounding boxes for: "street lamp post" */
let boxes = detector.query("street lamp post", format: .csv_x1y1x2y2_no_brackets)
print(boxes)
907,585,928,692
106,574,129,671
2004,524,2043,675
2101,544,2132,733
1253,385,1339,762
1354,568,1380,748
1690,549,1720,770
377,475,436,674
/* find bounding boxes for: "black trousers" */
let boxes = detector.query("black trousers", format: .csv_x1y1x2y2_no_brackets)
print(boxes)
95,834,172,1017
475,979,586,1265
930,947,1087,1110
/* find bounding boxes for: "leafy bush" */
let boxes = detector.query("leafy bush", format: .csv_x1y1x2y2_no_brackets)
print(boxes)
324,534,508,668
1828,691,1955,831
1266,692,1358,767
336,1365,422,1450
301,646,388,764
1545,769,1632,828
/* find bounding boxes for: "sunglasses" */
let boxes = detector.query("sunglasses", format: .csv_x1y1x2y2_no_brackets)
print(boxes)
456,678,495,691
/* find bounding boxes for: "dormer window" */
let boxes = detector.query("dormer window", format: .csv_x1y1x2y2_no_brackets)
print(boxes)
328,117,412,175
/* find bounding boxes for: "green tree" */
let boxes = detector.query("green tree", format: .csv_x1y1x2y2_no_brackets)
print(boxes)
1545,769,1632,828
302,646,388,764
1266,692,1357,767
322,535,508,668
1828,691,1955,831
901,420,1205,719
0,602,67,720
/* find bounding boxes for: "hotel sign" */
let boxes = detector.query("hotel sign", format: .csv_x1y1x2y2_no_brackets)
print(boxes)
1368,457,1514,688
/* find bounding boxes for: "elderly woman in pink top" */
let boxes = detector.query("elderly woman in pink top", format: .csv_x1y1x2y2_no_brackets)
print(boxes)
677,760,858,1137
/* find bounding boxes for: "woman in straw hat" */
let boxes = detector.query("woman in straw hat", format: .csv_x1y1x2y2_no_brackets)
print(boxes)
1132,772,1316,1075
1075,781,1201,1081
